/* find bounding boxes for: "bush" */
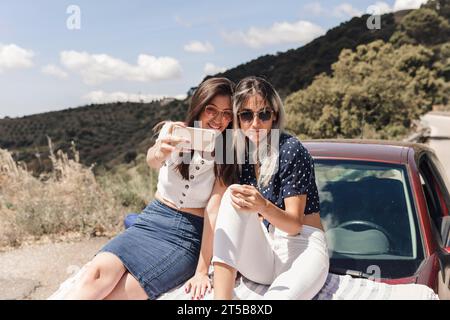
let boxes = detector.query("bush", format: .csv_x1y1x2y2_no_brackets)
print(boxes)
0,140,126,248
98,154,157,213
285,40,448,139
123,150,137,164
390,8,450,47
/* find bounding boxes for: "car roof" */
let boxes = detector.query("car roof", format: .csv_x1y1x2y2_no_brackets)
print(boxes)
302,139,433,164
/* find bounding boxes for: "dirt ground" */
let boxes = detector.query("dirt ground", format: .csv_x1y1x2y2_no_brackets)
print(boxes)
0,237,109,300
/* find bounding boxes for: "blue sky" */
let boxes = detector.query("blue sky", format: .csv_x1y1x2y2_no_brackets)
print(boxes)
0,0,427,117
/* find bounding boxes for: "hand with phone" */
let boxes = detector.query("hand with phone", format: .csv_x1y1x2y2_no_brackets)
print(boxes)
147,122,190,168
172,126,217,153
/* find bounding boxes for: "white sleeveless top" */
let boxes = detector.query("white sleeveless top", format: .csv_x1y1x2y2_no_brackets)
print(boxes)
155,122,216,209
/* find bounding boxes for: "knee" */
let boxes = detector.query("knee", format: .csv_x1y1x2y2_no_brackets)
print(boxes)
79,263,107,288
79,265,100,287
222,185,239,200
221,184,249,210
216,185,238,216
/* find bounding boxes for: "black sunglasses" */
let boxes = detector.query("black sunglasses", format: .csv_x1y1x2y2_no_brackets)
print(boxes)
238,108,274,123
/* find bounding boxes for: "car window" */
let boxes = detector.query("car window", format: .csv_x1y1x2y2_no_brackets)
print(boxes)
315,159,424,279
419,154,449,243
428,153,450,216
418,168,442,230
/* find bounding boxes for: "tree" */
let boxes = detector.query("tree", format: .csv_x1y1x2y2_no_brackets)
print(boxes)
423,0,450,20
285,40,447,140
124,150,137,164
435,42,450,81
390,8,450,46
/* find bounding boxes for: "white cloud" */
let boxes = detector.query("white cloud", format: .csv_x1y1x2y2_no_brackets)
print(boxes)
222,20,325,49
204,63,226,76
303,1,422,18
367,2,393,15
0,43,34,72
41,64,68,79
303,3,325,15
83,91,186,104
184,41,214,53
333,3,363,17
366,0,427,15
393,0,428,11
60,51,182,85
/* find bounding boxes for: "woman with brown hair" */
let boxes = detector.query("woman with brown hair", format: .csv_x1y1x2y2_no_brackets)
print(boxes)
64,77,236,300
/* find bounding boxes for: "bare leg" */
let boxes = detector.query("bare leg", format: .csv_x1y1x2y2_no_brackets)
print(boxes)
213,262,237,300
65,252,126,300
104,271,148,300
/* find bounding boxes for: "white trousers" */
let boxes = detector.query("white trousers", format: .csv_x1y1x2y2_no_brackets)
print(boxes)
212,187,330,300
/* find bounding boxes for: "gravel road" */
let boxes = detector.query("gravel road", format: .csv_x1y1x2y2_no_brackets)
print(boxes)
0,237,109,300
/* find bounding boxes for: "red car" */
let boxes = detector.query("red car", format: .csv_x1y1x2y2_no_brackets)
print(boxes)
305,140,450,299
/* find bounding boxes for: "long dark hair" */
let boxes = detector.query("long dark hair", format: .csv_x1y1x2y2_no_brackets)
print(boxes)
157,77,237,186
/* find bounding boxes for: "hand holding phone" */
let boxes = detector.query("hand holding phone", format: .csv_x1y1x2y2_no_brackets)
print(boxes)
152,122,189,163
172,126,217,152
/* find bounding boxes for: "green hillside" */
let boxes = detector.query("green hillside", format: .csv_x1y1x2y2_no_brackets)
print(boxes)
0,99,186,174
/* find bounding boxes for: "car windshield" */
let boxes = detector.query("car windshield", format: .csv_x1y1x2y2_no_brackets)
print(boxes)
315,159,424,279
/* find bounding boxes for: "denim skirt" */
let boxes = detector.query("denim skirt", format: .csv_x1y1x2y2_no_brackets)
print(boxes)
99,199,204,299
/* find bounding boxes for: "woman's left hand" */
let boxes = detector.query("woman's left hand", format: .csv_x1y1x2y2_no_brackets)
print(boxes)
184,273,212,300
229,184,269,213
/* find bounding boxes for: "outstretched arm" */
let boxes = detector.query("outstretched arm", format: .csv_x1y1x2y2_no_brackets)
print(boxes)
146,121,187,169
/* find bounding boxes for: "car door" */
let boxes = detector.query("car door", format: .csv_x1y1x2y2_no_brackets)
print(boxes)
419,152,450,300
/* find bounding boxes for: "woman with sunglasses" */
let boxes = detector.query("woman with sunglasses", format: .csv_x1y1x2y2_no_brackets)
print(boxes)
212,76,329,299
64,77,237,300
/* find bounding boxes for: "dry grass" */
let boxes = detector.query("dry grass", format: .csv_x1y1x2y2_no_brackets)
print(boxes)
0,138,157,249
97,154,158,212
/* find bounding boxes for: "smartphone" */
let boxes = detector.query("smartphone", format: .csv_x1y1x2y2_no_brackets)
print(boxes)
172,126,217,152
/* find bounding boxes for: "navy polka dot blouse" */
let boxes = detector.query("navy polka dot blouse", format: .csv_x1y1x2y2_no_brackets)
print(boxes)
239,132,321,216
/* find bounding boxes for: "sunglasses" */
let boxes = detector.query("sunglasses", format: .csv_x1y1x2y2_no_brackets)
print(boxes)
204,105,233,122
238,108,274,123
